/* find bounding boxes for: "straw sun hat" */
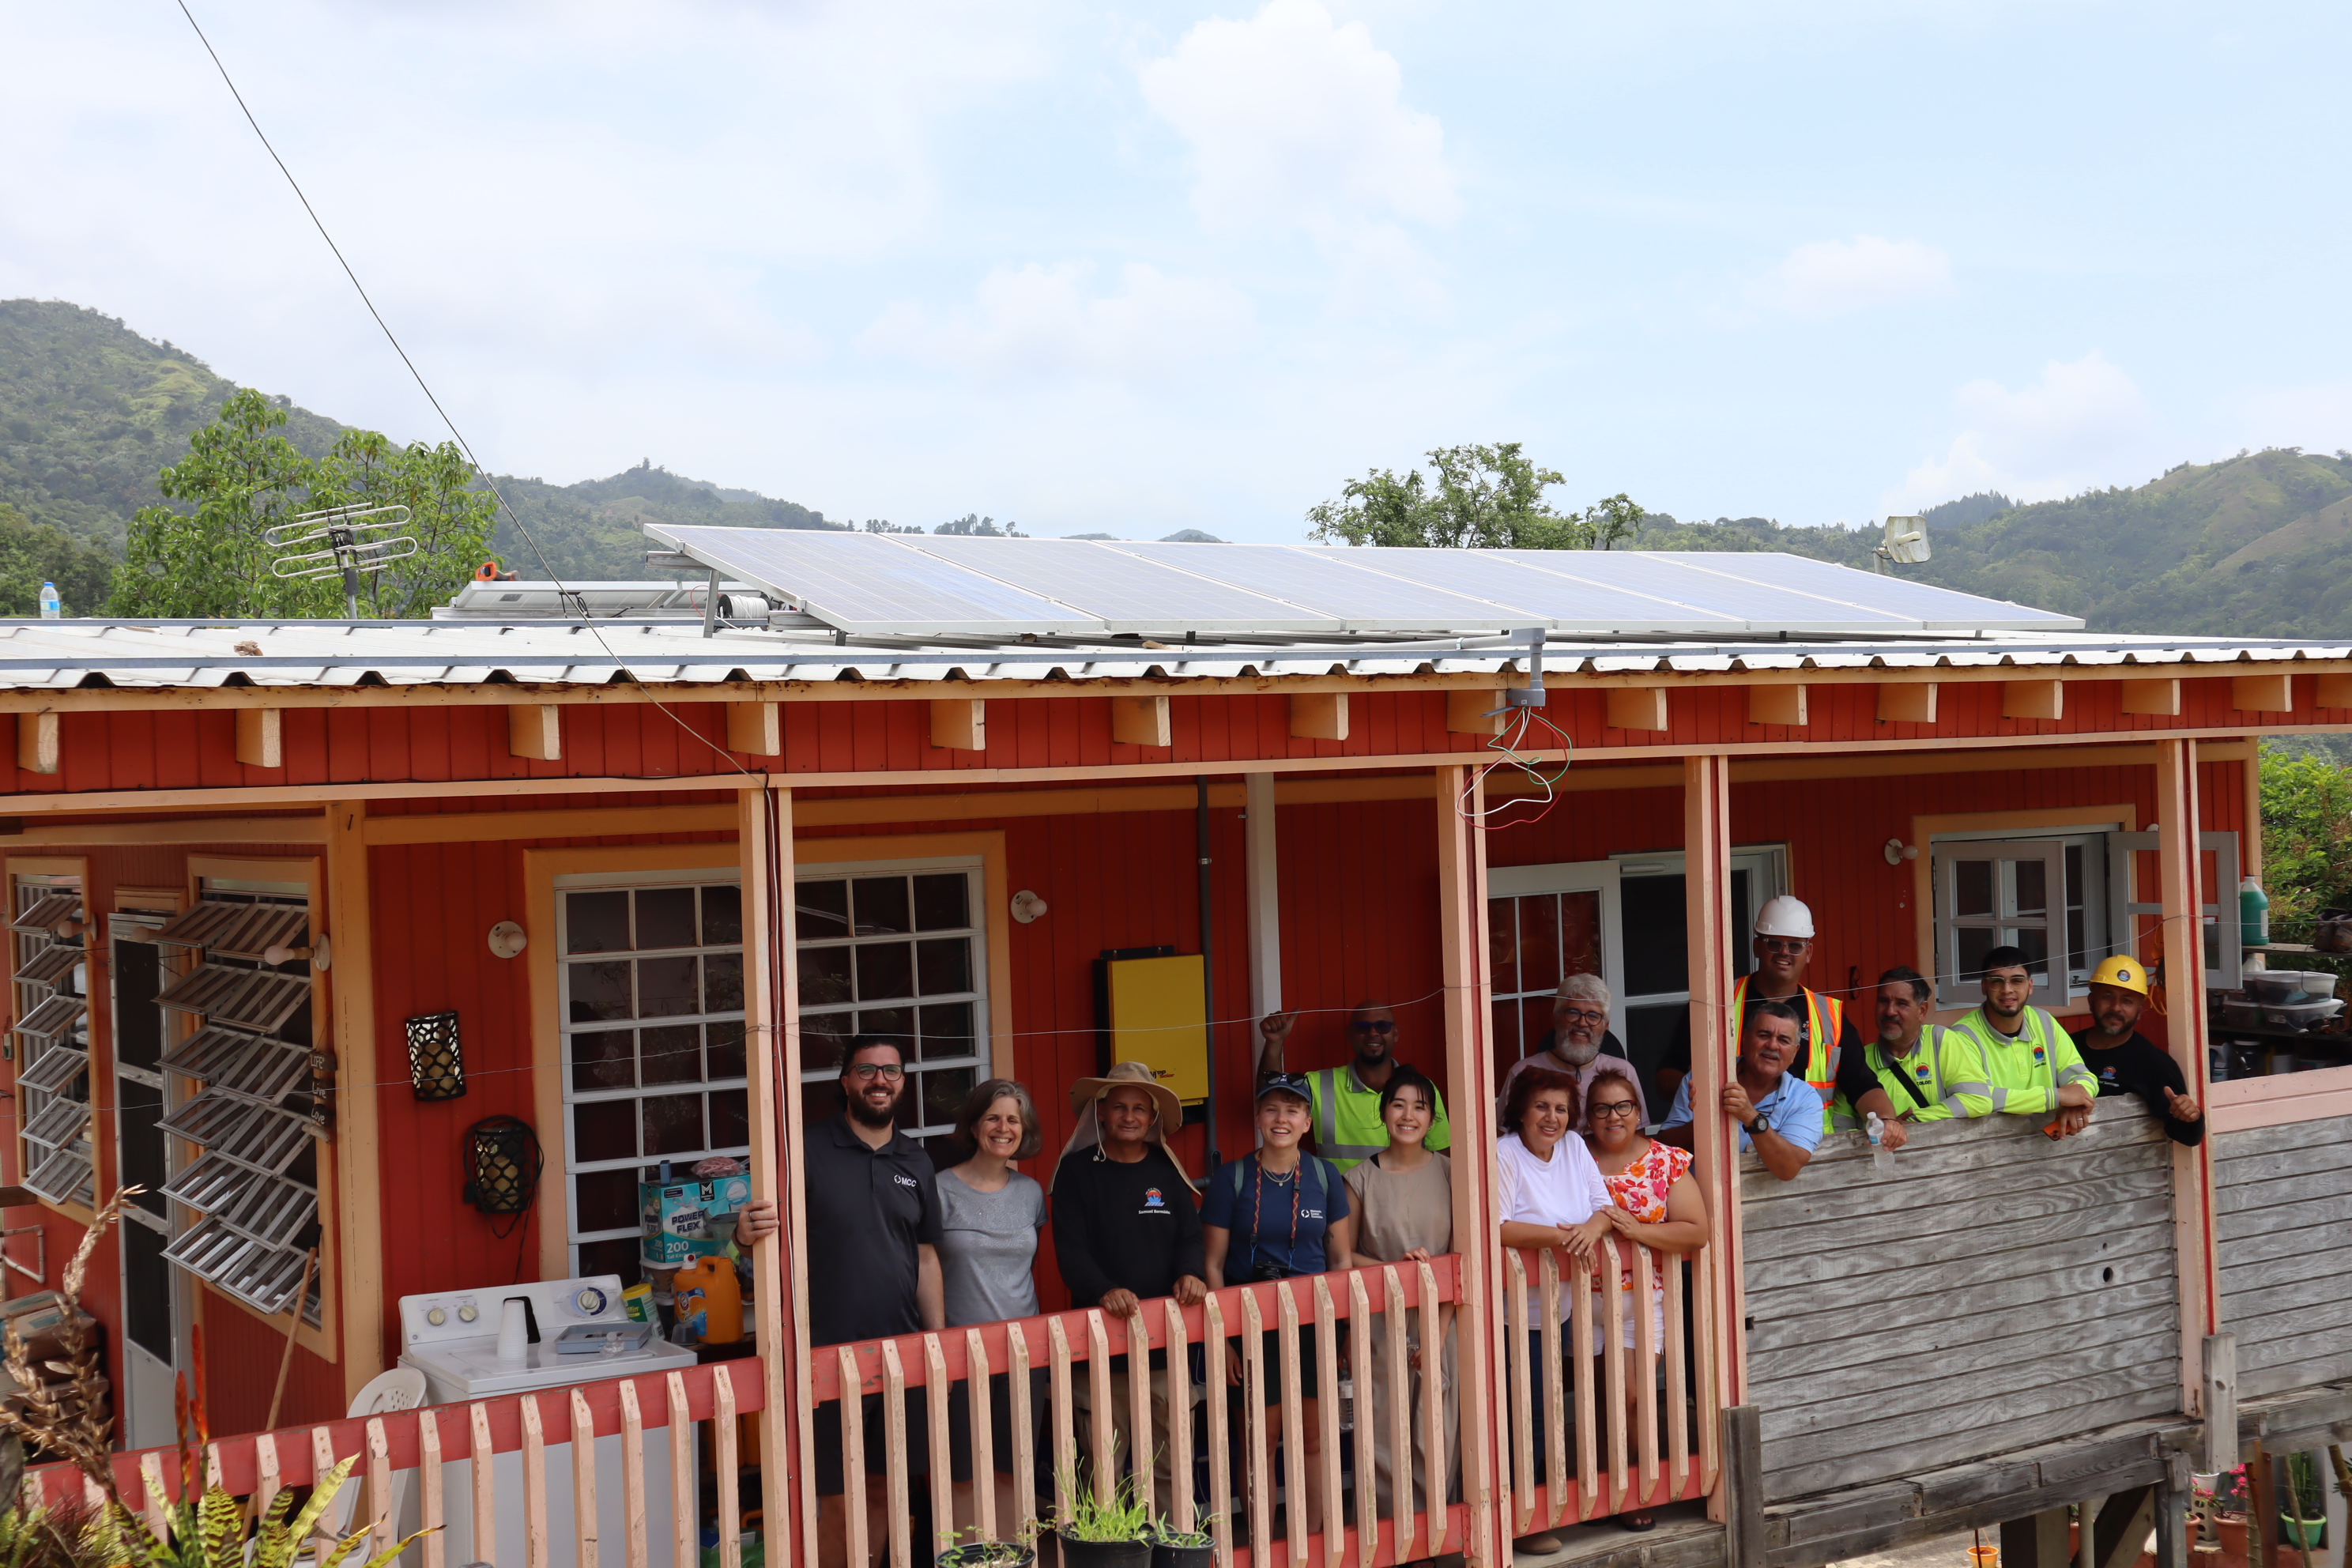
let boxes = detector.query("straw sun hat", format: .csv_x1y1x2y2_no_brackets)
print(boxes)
1050,1061,1193,1187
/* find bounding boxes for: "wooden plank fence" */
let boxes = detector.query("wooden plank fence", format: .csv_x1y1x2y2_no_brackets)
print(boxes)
2214,1111,2352,1400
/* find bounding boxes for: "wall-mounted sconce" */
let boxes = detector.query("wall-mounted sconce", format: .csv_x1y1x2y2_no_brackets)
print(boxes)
1010,891,1049,925
1883,839,1919,866
405,1010,466,1100
487,921,528,959
264,933,332,971
463,1116,542,1217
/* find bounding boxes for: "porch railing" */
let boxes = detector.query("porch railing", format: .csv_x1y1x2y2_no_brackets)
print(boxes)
815,1259,1464,1568
28,1360,758,1568
1498,1239,1714,1537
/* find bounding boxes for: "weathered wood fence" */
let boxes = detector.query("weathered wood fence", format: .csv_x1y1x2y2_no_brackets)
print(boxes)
2214,1111,2352,1400
1743,1100,2182,1502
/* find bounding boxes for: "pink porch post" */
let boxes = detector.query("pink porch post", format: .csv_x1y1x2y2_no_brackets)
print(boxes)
2154,740,2222,1417
1683,755,1740,1511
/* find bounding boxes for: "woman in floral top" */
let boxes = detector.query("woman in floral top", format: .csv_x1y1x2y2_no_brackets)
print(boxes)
1582,1065,1709,1530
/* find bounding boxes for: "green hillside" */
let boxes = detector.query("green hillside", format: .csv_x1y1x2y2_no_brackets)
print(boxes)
1629,448,2352,638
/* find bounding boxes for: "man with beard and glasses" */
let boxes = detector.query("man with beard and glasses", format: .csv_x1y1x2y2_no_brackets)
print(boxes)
736,1035,943,1566
1495,973,1653,1132
1257,1001,1452,1172
1952,946,2100,1137
2071,956,2205,1145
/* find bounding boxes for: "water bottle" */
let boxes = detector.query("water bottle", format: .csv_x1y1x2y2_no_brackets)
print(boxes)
1865,1111,1894,1174
37,582,58,619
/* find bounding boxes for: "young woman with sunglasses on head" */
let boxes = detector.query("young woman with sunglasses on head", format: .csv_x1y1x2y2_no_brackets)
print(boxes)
1341,1065,1457,1528
1582,1065,1709,1531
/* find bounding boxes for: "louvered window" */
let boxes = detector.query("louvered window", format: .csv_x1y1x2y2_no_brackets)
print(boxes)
13,876,92,1205
151,886,321,1321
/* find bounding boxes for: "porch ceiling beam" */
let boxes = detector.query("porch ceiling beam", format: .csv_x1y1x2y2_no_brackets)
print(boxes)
14,712,56,775
1287,692,1348,741
0,726,2301,821
1109,695,1171,748
1747,684,1807,726
1877,683,1938,723
726,701,781,757
507,704,561,761
2316,673,2352,709
2002,680,2063,722
1445,688,1503,736
235,707,283,767
2230,673,2294,713
2120,678,2180,716
1605,687,1669,733
929,699,985,752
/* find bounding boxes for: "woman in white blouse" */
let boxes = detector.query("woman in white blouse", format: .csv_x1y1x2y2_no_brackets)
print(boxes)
1494,1065,1612,1555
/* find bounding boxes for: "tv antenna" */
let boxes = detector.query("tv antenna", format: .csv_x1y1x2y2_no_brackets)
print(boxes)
1874,515,1930,572
265,504,418,616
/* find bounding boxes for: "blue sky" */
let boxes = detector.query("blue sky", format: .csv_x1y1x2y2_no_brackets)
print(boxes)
4,2,2347,542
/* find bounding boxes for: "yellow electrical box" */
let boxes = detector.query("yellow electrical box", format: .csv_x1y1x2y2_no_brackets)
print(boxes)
1102,952,1210,1105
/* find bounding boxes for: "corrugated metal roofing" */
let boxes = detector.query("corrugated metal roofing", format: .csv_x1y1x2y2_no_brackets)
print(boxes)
0,619,2343,693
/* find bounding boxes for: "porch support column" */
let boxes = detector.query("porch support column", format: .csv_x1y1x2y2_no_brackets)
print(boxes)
2154,741,2222,1415
326,801,384,1400
1683,755,1744,1512
1434,764,1500,1568
738,786,809,1566
1244,773,1280,1018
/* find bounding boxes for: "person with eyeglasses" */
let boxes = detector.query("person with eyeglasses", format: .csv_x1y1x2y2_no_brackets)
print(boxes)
1497,973,1652,1132
1257,1001,1452,1172
1657,998,1823,1182
1582,1065,1708,1532
743,1035,944,1567
1655,895,1860,1139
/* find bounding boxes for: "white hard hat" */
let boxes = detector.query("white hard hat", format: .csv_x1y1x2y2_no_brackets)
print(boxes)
1755,895,1815,940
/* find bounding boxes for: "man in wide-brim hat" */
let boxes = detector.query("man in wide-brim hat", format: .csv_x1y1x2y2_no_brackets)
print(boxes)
1050,1060,1205,1502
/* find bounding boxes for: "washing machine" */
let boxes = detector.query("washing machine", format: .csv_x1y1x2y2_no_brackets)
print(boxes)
397,1277,702,1568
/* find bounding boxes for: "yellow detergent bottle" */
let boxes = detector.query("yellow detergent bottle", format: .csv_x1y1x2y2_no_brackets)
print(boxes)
673,1253,742,1345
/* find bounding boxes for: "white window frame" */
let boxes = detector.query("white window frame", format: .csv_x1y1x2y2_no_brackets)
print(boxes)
553,867,751,1275
1929,839,2071,1012
793,852,990,1147
2106,831,2243,993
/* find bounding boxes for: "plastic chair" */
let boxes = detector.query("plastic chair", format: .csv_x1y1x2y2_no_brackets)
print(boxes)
319,1367,429,1545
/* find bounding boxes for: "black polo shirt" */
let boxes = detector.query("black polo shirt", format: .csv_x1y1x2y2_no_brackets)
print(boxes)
802,1113,944,1349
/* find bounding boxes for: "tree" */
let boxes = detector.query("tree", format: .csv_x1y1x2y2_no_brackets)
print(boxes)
0,503,115,616
107,389,496,618
933,513,1025,537
1305,442,1644,551
2260,742,2352,933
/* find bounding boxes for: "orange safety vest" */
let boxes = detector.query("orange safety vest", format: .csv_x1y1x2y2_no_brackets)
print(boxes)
1729,976,1842,1130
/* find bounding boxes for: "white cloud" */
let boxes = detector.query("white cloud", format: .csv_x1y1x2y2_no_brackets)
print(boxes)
1138,0,1458,239
1887,350,2162,509
861,261,1254,384
1750,236,1953,319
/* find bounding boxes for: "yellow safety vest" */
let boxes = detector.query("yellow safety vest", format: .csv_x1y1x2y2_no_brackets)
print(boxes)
1728,977,1841,1135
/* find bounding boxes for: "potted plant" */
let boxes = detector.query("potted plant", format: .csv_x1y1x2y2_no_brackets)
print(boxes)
1144,1517,1216,1568
1053,1472,1154,1568
938,1521,1040,1568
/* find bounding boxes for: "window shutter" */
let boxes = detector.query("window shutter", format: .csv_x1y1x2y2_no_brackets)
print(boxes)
2104,831,2242,993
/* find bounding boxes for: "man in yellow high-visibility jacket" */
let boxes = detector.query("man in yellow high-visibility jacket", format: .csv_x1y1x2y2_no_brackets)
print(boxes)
1834,965,1996,1144
1950,945,2099,1135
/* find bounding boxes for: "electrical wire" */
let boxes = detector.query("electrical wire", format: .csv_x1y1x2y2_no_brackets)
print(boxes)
1457,703,1576,828
168,0,761,786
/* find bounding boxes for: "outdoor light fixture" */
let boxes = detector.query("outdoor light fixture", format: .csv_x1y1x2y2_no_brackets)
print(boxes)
1883,839,1919,866
1011,891,1049,924
487,921,527,959
462,1116,541,1218
405,1010,466,1101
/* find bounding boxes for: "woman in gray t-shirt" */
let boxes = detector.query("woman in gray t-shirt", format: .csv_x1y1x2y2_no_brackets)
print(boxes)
933,1079,1049,1535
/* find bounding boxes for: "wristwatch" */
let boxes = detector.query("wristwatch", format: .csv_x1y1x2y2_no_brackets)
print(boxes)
1743,1116,1764,1136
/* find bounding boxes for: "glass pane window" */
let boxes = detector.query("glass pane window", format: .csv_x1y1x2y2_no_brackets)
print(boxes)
1484,888,1603,1077
795,865,986,1149
557,878,749,1283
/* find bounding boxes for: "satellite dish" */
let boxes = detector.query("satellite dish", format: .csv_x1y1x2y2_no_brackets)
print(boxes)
1879,515,1931,566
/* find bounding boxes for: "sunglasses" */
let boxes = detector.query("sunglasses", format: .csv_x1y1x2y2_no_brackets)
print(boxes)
1589,1100,1640,1120
846,1062,904,1081
1350,1020,1396,1035
1758,937,1810,955
1556,1007,1608,1026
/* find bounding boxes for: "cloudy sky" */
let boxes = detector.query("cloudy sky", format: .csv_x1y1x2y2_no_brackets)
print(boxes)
3,2,2346,541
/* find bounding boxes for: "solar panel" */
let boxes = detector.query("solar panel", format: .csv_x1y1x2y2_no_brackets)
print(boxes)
646,526,2083,639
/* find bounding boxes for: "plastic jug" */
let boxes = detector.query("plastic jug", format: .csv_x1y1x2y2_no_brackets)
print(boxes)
2241,876,2270,947
674,1254,743,1345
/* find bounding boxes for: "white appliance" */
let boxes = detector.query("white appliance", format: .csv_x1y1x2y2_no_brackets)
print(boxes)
397,1277,700,1568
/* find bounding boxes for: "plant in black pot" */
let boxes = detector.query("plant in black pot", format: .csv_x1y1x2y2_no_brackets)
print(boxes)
937,1523,1040,1568
1144,1515,1217,1568
1053,1472,1155,1568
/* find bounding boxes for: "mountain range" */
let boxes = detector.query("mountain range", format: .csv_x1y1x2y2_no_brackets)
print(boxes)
7,296,2352,638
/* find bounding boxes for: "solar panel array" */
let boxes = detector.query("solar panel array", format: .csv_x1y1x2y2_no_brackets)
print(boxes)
646,526,2082,639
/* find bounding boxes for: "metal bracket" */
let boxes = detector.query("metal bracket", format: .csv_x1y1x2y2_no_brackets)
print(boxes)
1495,627,1549,710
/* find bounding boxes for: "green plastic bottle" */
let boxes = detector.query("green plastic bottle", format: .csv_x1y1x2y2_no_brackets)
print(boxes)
2241,876,2270,947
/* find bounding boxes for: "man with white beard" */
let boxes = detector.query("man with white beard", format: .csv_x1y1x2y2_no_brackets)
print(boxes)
1497,973,1652,1131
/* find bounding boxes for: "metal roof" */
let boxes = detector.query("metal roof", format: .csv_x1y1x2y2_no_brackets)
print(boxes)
0,617,2341,693
643,528,2086,638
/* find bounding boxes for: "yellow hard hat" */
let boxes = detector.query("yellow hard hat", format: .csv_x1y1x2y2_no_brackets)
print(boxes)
2090,956,2149,996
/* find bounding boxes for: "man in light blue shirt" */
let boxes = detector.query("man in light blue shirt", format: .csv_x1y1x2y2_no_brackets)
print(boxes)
1658,997,1823,1181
